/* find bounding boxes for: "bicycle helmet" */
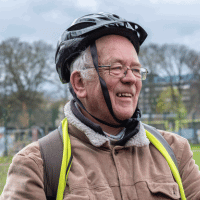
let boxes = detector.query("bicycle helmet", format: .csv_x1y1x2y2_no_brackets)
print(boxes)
55,12,147,83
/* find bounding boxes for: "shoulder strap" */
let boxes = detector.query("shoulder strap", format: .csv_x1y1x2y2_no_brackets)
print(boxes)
39,129,63,200
143,123,186,200
142,123,178,169
39,119,72,200
56,118,73,200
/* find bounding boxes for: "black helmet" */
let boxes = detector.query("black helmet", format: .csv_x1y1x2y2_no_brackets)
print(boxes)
55,12,147,83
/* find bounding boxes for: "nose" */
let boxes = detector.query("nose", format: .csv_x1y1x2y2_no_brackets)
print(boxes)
121,67,137,84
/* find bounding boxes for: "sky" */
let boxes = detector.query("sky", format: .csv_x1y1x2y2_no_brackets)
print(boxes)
1,0,200,52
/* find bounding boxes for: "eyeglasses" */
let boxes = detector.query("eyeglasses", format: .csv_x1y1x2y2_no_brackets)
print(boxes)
98,63,148,80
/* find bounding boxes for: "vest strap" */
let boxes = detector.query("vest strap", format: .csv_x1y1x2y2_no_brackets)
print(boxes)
143,123,178,169
56,118,73,200
146,129,186,200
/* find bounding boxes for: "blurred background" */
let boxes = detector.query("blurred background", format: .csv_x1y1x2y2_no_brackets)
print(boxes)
1,0,200,156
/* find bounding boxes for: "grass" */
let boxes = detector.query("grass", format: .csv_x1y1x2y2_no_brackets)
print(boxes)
0,156,13,195
0,144,200,195
190,144,200,169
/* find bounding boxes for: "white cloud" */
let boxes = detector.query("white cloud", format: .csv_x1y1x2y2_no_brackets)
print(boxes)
0,35,4,42
0,0,30,21
0,0,29,10
19,35,42,44
173,29,200,52
149,0,198,4
42,10,62,20
21,15,31,22
41,10,73,26
75,0,99,12
0,25,7,33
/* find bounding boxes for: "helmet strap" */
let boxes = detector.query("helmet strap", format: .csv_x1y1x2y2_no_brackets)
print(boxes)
89,42,127,124
89,42,141,125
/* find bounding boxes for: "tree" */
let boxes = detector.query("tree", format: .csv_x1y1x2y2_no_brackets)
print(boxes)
0,38,55,127
156,87,187,132
156,87,187,119
184,49,200,116
139,43,200,122
139,44,162,120
159,44,190,96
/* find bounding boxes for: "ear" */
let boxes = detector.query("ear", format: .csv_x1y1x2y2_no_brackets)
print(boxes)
70,71,87,98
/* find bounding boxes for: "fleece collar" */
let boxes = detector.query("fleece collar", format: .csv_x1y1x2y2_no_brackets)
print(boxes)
64,101,150,147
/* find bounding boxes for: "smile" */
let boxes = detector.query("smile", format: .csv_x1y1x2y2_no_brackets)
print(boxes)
117,93,132,97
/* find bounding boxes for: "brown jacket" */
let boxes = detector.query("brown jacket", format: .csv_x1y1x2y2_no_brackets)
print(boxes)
1,123,200,200
1,102,200,199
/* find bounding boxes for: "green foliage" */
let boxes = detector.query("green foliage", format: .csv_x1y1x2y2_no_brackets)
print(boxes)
157,87,187,119
0,156,13,163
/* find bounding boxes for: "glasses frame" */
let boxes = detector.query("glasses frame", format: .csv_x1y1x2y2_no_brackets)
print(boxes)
98,65,148,80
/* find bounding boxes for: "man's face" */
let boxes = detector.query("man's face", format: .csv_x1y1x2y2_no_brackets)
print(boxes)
84,35,142,124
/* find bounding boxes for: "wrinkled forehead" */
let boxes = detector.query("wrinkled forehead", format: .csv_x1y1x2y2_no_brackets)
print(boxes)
95,35,138,64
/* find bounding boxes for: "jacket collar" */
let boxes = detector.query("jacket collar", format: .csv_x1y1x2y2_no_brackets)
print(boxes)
64,101,150,147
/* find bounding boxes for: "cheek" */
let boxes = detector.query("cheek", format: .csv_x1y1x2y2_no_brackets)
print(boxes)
99,73,116,92
106,81,116,97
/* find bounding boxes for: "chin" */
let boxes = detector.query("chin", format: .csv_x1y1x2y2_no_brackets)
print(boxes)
115,112,134,121
114,106,136,121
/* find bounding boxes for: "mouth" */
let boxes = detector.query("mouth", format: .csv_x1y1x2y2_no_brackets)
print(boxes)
116,93,133,97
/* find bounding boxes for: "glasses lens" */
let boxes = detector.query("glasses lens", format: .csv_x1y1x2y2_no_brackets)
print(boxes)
140,68,147,80
132,67,148,80
108,64,147,80
109,64,123,77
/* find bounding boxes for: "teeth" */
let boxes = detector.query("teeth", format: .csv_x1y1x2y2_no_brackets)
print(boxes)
117,93,132,97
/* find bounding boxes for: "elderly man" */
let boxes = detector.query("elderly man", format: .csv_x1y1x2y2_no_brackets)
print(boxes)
1,13,200,200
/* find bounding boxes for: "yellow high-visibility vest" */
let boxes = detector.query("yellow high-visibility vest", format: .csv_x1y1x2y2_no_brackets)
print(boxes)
56,118,186,200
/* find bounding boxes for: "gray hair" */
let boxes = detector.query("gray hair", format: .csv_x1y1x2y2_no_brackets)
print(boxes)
69,47,95,80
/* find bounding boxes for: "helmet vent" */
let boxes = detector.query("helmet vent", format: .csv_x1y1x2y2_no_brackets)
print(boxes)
134,25,139,30
113,14,120,19
98,16,110,21
79,18,96,22
68,22,96,31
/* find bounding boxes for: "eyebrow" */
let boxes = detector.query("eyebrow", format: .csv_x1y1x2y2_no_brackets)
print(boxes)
105,58,142,68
